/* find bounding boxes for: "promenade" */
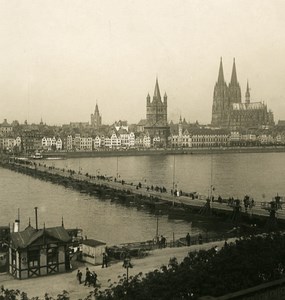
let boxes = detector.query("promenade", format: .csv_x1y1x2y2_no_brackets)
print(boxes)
1,239,236,299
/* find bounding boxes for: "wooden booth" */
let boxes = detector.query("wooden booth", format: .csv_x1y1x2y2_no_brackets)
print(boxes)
81,239,106,265
9,226,71,279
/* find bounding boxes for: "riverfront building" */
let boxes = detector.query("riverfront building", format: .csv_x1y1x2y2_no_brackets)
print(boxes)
144,78,170,147
0,119,13,135
81,239,106,265
9,225,71,279
211,58,274,130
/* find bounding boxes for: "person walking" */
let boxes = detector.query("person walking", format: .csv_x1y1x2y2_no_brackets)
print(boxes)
186,233,191,246
76,269,82,284
92,271,98,287
160,235,166,248
102,253,108,268
84,267,91,286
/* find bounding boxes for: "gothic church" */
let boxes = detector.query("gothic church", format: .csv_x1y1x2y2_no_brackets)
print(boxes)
211,58,274,129
91,103,102,129
144,78,170,146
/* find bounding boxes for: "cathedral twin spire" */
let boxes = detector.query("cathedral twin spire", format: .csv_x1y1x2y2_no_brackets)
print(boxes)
217,57,242,103
230,58,238,85
218,57,225,84
212,57,256,127
218,57,238,85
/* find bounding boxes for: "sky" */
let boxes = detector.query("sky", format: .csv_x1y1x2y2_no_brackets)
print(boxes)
0,0,285,126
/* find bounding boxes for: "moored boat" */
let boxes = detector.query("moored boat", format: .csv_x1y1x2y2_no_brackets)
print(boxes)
30,152,43,159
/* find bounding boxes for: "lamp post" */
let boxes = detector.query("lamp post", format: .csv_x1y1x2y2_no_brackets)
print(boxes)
155,209,161,244
123,257,133,284
172,155,176,205
116,156,119,179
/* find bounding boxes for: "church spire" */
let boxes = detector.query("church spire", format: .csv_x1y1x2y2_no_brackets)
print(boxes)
217,57,225,84
230,58,238,85
228,57,241,103
245,80,250,104
153,77,161,101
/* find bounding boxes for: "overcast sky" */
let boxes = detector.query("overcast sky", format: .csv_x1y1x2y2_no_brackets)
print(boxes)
0,0,285,125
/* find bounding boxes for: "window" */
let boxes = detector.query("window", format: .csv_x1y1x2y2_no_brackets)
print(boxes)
28,249,40,267
47,247,58,264
11,249,16,265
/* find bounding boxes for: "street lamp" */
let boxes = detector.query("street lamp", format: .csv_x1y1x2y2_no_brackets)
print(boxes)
116,156,119,179
172,155,176,205
123,257,133,284
155,210,162,244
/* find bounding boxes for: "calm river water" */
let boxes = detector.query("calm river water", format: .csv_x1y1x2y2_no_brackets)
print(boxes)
1,152,285,244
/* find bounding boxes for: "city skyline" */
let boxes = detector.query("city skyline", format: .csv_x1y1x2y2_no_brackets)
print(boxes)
0,0,285,125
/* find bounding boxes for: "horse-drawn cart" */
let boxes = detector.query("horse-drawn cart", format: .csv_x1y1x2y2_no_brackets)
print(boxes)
107,240,156,260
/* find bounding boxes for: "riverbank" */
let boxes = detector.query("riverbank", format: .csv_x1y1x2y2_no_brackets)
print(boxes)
37,146,285,159
1,239,235,299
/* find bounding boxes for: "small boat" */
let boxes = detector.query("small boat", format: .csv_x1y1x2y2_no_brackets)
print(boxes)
30,152,43,159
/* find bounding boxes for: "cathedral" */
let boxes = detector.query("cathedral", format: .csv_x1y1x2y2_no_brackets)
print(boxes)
211,58,274,129
144,78,170,146
91,103,102,128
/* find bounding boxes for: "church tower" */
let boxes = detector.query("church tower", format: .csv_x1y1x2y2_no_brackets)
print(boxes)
211,58,229,127
178,116,183,137
146,78,168,126
228,58,241,104
91,103,102,129
144,78,170,146
245,81,250,105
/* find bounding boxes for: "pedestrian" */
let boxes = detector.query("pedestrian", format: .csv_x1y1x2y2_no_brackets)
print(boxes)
186,233,191,246
77,269,82,284
160,235,166,248
102,252,108,268
84,267,91,286
92,271,97,287
156,235,160,246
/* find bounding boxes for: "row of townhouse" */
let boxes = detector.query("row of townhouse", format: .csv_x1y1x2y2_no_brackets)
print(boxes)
221,131,285,146
67,132,136,151
169,129,228,148
42,137,63,151
169,129,285,148
2,131,285,153
0,136,21,151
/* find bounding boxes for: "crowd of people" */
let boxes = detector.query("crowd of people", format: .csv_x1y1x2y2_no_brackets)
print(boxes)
76,268,98,287
76,253,109,288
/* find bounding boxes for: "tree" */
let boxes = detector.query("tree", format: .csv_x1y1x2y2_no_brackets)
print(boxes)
94,233,285,299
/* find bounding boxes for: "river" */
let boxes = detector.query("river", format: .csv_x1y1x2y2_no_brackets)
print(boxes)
44,152,285,201
1,152,284,245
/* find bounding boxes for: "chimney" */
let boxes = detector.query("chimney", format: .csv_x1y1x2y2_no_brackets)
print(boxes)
13,208,20,232
13,220,20,232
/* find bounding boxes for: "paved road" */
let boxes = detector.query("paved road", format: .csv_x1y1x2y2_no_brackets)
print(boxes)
1,238,236,299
